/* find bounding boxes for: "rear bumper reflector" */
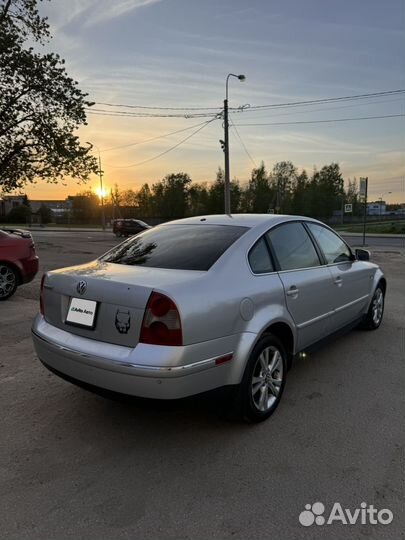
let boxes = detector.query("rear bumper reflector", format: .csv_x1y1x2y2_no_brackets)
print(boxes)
215,353,233,366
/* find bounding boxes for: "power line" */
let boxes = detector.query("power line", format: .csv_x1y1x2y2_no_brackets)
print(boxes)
106,117,218,169
87,108,220,119
229,116,257,167
93,89,405,114
244,90,405,111
233,113,405,127
96,102,223,111
101,120,213,152
229,96,404,120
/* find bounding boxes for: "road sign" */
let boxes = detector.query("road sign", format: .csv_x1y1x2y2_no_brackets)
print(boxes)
359,177,368,201
344,203,353,213
359,177,369,247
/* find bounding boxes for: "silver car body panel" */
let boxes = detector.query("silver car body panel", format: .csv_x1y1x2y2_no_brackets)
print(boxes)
32,214,385,399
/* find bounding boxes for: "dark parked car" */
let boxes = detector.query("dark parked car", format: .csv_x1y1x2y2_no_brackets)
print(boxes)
112,219,151,237
0,228,39,300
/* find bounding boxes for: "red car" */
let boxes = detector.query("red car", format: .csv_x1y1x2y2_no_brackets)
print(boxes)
0,228,39,300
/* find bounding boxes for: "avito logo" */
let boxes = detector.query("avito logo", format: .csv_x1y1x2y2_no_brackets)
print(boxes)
299,502,393,527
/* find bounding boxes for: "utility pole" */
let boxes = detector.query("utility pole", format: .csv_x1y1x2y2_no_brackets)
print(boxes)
223,97,230,214
86,141,106,230
223,73,246,214
98,151,105,230
360,177,368,247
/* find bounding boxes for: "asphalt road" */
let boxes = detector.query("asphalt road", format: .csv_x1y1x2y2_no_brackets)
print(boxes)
342,234,405,248
1,232,404,539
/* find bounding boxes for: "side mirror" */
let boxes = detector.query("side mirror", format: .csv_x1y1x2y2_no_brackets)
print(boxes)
355,248,370,261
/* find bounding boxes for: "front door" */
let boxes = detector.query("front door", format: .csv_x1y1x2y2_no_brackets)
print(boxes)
305,222,372,329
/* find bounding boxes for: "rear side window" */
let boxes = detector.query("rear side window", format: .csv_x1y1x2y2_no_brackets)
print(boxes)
101,224,249,271
248,238,274,274
267,222,320,271
306,223,352,264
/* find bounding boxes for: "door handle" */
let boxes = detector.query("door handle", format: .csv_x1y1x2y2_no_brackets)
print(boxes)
334,276,343,286
286,286,299,297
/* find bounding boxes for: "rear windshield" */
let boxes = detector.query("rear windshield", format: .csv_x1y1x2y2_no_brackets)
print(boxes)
100,224,249,271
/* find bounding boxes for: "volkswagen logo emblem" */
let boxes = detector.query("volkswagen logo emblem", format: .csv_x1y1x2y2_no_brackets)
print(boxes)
76,280,87,295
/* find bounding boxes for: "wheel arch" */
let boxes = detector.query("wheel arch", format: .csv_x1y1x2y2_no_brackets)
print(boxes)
378,276,387,294
261,321,295,369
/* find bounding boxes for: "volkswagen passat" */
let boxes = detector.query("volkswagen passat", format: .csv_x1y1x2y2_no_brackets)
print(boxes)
32,215,386,422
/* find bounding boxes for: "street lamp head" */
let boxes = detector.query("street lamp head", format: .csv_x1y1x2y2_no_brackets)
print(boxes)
237,74,246,81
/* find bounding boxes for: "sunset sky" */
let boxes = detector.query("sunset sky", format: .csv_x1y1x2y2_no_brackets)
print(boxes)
26,0,405,202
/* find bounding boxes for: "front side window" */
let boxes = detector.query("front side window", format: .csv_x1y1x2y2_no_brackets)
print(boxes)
307,223,352,264
266,222,320,271
100,224,249,271
248,237,274,274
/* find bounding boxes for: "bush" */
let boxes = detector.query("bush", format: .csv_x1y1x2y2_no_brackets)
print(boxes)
6,205,31,224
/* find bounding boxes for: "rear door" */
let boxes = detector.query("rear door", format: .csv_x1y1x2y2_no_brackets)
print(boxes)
305,223,373,329
266,222,336,350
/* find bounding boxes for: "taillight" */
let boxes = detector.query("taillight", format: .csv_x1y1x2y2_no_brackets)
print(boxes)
140,292,182,346
40,274,46,315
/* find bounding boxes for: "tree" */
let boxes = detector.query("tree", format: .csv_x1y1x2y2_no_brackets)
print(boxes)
151,172,192,218
37,203,52,224
272,161,297,212
0,0,97,192
312,163,343,218
246,162,274,213
207,167,240,214
136,184,153,217
187,182,209,216
6,202,31,223
290,169,309,215
69,191,99,224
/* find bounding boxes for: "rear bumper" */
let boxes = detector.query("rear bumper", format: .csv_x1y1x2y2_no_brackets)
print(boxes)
31,315,256,399
21,256,39,283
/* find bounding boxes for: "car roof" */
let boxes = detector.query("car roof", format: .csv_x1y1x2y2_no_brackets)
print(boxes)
164,214,318,229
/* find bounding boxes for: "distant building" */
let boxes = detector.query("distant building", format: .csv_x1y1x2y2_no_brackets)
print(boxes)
0,196,73,222
0,195,27,218
367,202,386,216
30,199,71,214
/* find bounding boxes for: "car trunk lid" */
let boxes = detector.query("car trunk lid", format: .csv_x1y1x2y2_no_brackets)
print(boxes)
42,260,204,347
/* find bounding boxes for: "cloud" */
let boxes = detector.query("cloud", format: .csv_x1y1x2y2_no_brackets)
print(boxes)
83,0,164,28
44,0,164,31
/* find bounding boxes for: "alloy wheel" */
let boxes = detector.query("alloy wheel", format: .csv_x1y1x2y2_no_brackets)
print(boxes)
251,346,284,412
372,288,384,325
0,265,16,299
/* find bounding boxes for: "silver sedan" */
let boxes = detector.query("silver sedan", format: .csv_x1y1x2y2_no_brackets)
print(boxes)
31,214,386,422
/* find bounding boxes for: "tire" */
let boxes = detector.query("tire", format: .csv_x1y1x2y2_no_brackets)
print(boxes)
358,284,385,330
233,334,287,423
0,263,18,300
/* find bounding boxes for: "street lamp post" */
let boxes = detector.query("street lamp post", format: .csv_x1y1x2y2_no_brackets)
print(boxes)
379,192,391,218
223,73,245,214
86,142,105,230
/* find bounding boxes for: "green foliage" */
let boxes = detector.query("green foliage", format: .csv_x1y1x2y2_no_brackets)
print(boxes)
0,0,98,192
246,162,274,213
151,172,192,218
68,191,99,224
37,203,52,224
6,202,31,222
69,161,357,223
272,161,297,212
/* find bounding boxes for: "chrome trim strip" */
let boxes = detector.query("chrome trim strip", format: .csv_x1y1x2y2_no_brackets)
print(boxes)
334,294,369,313
32,329,233,376
296,294,370,329
116,354,233,372
296,310,333,329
